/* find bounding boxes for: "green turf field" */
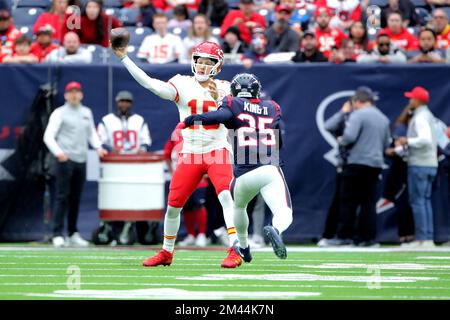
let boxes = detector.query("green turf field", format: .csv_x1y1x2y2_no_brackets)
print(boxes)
1,245,450,300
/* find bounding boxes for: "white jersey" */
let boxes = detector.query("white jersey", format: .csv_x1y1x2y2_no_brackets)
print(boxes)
97,113,152,154
168,74,231,154
137,33,183,64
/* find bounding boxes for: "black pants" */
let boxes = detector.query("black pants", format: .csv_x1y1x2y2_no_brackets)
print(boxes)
336,164,381,242
322,172,343,239
53,160,86,237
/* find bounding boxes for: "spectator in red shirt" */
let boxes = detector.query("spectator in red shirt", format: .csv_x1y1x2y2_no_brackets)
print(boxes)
313,6,347,58
432,9,450,49
30,26,59,61
1,35,38,64
379,12,418,51
63,0,122,48
33,0,69,42
220,0,266,44
0,9,21,57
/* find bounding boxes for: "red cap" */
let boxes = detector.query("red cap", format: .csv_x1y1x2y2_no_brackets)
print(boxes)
314,6,332,18
404,86,429,103
65,81,82,92
276,4,293,13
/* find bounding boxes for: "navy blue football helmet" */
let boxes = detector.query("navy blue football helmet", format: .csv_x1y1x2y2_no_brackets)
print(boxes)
230,73,262,99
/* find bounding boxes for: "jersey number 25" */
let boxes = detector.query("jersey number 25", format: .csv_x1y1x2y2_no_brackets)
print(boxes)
237,113,276,147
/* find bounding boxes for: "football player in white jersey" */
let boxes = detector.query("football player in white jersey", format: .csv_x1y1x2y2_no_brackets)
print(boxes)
97,91,151,154
111,41,242,268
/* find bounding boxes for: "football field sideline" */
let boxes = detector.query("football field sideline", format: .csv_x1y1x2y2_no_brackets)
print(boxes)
1,245,450,300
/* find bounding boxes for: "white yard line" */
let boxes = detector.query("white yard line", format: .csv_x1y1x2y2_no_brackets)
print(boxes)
0,282,448,290
1,246,450,253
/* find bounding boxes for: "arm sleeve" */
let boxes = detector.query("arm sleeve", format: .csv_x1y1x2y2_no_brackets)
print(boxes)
324,111,346,134
184,107,234,127
340,112,362,146
385,126,393,149
43,109,64,156
139,122,152,150
97,120,111,149
88,110,102,149
389,50,407,63
356,53,379,63
408,116,433,148
121,56,177,101
163,138,175,160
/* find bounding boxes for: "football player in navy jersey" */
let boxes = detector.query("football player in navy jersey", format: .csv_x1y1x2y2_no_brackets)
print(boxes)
177,73,293,262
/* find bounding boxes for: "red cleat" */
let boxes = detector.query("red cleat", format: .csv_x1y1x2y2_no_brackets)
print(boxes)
221,247,243,268
143,249,173,267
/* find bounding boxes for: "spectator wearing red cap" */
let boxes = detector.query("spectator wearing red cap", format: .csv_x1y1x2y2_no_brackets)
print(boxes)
1,35,38,64
265,4,300,53
379,12,418,51
62,0,122,48
44,81,107,248
0,9,22,57
395,86,438,248
29,26,60,62
408,28,445,64
220,0,266,45
32,0,69,42
313,6,347,58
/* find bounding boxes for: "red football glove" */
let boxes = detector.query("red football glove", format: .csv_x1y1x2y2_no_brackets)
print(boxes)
175,122,186,130
446,127,450,139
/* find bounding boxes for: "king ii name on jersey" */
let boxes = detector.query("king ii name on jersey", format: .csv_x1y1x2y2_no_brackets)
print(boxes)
184,95,285,178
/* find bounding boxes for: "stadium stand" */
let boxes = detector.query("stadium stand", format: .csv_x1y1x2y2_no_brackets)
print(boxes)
104,6,121,19
16,24,34,37
12,7,44,25
169,26,187,38
118,7,140,26
103,0,123,8
15,0,51,9
125,26,153,46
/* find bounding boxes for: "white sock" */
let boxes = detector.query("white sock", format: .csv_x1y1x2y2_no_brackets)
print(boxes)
218,190,238,247
162,206,182,253
234,206,249,248
272,208,293,234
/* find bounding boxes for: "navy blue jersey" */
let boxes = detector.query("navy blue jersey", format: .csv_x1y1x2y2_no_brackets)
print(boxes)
184,95,284,177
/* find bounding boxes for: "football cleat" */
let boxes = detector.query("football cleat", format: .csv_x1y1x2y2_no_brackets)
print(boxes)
142,249,173,267
263,226,287,259
220,247,243,268
232,240,252,263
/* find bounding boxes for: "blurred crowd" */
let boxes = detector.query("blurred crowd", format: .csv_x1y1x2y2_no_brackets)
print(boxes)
0,0,450,65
